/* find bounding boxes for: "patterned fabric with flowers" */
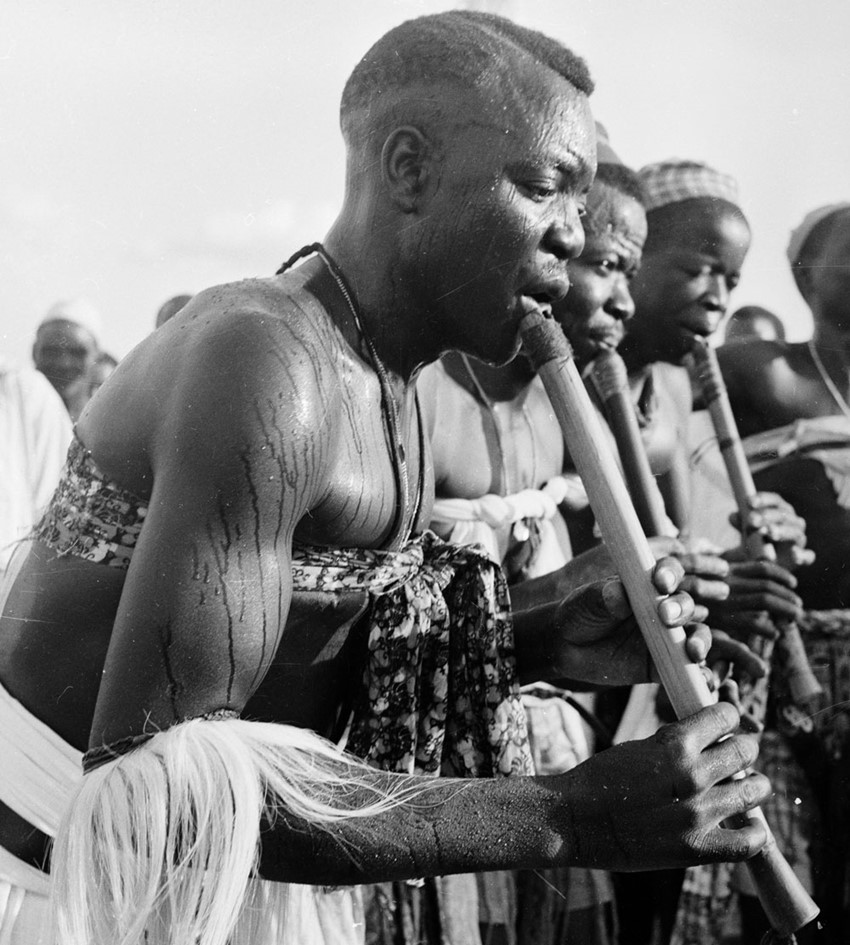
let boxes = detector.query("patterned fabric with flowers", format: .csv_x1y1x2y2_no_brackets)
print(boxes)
32,435,147,570
291,531,533,779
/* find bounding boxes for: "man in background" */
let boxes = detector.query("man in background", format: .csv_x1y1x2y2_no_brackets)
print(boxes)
32,298,102,421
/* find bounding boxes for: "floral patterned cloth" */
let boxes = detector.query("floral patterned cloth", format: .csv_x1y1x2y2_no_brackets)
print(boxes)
32,435,146,569
291,531,532,779
292,533,533,945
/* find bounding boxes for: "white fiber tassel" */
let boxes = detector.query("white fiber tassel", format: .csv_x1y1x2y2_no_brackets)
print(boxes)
51,718,421,945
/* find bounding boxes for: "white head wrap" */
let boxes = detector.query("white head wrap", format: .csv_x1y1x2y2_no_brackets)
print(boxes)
39,298,103,342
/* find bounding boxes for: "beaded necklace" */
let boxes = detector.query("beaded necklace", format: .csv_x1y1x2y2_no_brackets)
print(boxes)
277,243,423,547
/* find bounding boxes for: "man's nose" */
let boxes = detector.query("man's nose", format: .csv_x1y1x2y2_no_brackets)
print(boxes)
705,274,730,315
543,203,585,262
606,275,635,322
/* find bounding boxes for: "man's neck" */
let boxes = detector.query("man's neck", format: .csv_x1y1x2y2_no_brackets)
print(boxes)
813,321,850,367
618,333,654,376
442,351,535,404
323,224,431,384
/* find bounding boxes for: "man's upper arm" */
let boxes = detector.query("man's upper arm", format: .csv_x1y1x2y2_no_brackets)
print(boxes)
89,308,331,746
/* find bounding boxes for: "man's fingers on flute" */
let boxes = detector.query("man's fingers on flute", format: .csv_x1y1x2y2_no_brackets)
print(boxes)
651,555,685,595
700,731,762,787
675,552,731,580
680,575,730,604
683,622,711,663
724,592,803,622
657,591,695,626
708,630,767,680
728,559,798,589
664,702,742,754
694,818,770,864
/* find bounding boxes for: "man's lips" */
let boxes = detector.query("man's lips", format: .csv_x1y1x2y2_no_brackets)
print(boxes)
519,295,553,318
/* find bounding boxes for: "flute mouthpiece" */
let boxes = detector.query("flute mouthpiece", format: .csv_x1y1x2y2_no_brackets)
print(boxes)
518,311,573,372
590,350,630,402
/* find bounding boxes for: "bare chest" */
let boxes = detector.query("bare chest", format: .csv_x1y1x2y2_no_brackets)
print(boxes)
431,380,565,499
294,372,433,550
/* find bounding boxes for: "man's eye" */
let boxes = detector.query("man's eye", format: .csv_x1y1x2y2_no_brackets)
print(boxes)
524,182,557,200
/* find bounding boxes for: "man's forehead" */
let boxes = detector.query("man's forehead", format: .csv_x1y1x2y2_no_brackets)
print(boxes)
823,209,850,252
38,319,97,343
585,185,647,244
450,59,593,146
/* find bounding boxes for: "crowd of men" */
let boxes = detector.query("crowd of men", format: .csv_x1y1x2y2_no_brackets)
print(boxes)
0,10,848,945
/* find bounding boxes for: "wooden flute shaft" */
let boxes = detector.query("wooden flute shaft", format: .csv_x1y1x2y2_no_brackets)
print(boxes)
690,338,822,705
521,319,711,718
689,338,772,563
520,311,819,936
590,350,669,538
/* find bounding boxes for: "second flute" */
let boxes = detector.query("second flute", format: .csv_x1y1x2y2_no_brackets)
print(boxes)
519,309,818,940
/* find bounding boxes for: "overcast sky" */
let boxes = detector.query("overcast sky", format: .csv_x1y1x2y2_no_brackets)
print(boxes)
2,0,849,365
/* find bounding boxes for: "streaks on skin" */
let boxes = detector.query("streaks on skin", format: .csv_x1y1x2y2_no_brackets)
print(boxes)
157,616,182,718
238,445,273,696
206,501,238,704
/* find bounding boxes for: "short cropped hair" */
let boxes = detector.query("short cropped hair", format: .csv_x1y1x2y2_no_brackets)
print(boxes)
790,209,850,297
725,305,785,344
341,11,593,143
643,198,749,253
595,163,646,207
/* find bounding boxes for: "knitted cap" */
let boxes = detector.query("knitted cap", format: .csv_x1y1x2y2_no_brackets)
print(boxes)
786,202,850,266
595,121,622,166
638,159,740,212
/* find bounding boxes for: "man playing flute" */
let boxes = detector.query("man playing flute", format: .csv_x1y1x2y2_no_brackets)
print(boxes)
0,14,771,945
719,203,850,944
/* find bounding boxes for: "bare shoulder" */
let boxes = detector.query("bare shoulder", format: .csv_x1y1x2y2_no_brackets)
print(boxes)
80,275,347,491
717,338,800,403
717,339,808,434
717,338,787,379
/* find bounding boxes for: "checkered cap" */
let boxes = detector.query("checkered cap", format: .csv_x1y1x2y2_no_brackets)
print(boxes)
787,202,850,266
638,159,740,212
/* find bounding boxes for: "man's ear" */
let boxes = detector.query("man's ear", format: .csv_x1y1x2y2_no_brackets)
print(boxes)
381,126,435,213
794,264,815,305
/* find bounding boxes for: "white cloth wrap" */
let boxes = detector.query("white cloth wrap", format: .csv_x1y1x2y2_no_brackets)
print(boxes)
0,679,81,944
430,476,577,578
744,415,850,508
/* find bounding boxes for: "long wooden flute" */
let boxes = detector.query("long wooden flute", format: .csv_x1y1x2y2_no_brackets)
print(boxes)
688,337,822,707
520,310,818,939
590,349,669,538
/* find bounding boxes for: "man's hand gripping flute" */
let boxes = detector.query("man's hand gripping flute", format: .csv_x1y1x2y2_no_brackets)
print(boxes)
519,309,819,941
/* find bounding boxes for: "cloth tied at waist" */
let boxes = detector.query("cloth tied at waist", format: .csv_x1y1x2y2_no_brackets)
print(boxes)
429,476,581,580
744,416,850,508
291,531,533,779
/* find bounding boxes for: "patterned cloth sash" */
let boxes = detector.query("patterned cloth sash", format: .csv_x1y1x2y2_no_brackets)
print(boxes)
291,531,533,779
32,435,147,570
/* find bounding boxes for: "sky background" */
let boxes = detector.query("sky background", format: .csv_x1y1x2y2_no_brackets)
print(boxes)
2,0,849,365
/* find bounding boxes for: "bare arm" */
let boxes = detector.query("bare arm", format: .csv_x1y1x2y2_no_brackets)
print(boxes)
88,305,328,746
82,297,770,886
259,702,769,884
